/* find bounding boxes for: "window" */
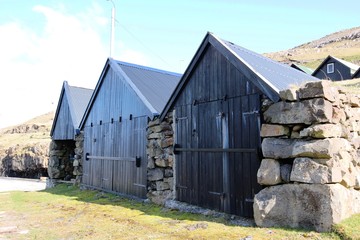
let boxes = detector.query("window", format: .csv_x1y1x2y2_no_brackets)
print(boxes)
327,63,334,74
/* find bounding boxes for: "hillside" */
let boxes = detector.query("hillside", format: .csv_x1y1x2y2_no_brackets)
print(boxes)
264,26,360,69
0,112,54,178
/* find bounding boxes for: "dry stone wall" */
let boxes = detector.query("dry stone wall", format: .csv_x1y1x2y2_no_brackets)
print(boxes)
146,112,175,205
254,80,360,232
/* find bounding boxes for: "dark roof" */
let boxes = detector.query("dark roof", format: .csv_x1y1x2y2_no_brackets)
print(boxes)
160,32,318,120
290,63,314,75
312,55,360,76
115,61,181,113
50,81,93,136
79,58,181,129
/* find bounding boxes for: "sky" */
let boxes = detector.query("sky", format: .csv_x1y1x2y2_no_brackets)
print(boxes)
0,0,359,128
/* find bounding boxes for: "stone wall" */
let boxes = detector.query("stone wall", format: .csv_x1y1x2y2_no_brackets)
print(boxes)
48,132,84,182
254,80,360,232
146,112,175,205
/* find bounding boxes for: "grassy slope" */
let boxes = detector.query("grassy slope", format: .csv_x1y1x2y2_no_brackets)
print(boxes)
0,112,53,153
0,184,342,240
264,27,360,69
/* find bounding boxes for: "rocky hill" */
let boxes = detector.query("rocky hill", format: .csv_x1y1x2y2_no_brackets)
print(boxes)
0,112,54,178
264,26,360,69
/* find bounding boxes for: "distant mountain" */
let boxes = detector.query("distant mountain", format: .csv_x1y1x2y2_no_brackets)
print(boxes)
264,26,360,69
0,112,54,178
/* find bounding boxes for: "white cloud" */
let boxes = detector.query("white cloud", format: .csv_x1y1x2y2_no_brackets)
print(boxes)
0,3,148,129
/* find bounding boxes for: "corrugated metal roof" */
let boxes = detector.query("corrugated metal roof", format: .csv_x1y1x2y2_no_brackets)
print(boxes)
66,85,94,128
290,63,314,75
219,37,319,92
115,61,182,113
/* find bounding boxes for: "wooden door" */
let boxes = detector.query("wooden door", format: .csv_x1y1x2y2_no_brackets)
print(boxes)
175,94,262,217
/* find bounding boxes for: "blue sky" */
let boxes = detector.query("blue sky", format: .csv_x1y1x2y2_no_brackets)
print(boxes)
0,0,359,128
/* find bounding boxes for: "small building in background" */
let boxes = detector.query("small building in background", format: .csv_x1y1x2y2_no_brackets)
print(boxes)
49,81,93,180
290,63,313,75
312,55,360,80
79,58,181,199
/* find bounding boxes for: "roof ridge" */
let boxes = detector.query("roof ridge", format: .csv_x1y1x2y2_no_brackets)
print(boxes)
115,60,181,77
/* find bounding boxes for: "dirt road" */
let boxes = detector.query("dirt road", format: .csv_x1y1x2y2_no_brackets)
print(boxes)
0,177,46,192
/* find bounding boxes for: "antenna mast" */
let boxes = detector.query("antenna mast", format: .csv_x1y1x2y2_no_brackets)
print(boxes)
107,0,116,57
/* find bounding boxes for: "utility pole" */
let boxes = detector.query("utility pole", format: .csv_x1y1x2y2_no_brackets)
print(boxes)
107,0,115,57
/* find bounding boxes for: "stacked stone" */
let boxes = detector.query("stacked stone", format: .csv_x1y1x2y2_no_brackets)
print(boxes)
48,141,72,179
146,112,175,205
73,132,84,184
254,80,360,232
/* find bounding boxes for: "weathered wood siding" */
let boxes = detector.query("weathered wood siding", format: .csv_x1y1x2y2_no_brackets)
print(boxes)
52,94,75,140
174,44,263,217
313,59,352,80
82,66,149,198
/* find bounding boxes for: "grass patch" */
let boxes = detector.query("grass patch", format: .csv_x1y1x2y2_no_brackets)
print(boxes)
0,184,342,239
332,214,360,240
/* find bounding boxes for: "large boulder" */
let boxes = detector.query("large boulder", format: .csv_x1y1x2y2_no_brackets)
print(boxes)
298,81,339,103
253,183,360,232
262,138,352,159
264,98,333,125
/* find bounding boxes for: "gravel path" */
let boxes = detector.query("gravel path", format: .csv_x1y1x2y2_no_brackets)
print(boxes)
0,177,46,192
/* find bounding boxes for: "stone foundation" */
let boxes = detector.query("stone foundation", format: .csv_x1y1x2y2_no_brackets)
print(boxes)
146,112,175,205
255,80,360,232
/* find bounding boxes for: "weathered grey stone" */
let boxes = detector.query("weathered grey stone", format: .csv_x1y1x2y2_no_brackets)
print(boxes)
147,190,173,205
298,81,339,102
349,94,360,107
279,88,298,101
164,177,174,190
161,137,173,148
260,124,289,137
299,124,343,138
156,181,170,191
147,157,155,169
155,157,169,167
253,183,360,232
148,168,164,181
280,164,292,183
332,107,346,124
262,138,351,159
290,158,329,184
257,159,282,185
290,131,301,139
164,168,173,177
148,119,161,128
264,98,332,125
148,132,163,139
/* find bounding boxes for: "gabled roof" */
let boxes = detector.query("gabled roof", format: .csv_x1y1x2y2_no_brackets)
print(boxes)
290,63,314,75
50,81,93,136
312,55,360,76
79,58,181,129
160,32,318,120
353,67,360,79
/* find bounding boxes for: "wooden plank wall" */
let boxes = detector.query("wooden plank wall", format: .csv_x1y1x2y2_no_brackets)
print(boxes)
174,44,263,217
52,94,75,140
82,67,149,198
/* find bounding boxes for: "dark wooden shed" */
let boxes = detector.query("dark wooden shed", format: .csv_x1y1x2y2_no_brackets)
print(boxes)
79,58,181,198
312,55,359,80
160,32,318,217
49,81,93,179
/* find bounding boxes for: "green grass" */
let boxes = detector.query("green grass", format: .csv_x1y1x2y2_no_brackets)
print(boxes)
332,214,360,240
0,184,344,239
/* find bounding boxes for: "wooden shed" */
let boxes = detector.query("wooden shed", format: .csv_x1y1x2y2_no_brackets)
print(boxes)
49,81,93,179
312,55,360,80
159,32,319,217
79,58,181,198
